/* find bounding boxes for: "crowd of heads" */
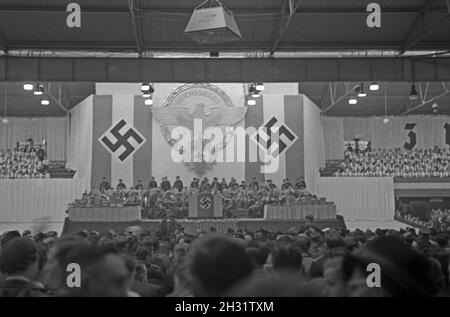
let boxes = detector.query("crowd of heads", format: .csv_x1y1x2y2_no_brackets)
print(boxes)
396,209,450,232
0,147,48,179
1,222,449,297
336,147,450,177
93,176,313,219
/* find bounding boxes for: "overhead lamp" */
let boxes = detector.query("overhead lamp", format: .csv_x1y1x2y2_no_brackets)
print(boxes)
251,91,260,98
348,97,358,105
23,83,34,91
408,84,419,101
41,97,50,106
369,83,379,91
33,85,44,96
256,83,264,91
247,99,256,106
144,98,153,106
357,83,367,97
141,83,150,92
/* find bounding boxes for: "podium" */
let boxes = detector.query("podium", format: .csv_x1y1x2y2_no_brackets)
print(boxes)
189,192,223,218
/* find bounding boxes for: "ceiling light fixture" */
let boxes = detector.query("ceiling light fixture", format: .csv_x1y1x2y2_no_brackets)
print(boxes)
409,84,419,101
41,97,50,106
33,85,44,96
23,83,34,91
357,83,367,97
369,82,379,91
256,83,264,91
348,97,358,105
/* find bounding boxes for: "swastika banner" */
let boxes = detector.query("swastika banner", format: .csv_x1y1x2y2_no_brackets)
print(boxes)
91,95,153,189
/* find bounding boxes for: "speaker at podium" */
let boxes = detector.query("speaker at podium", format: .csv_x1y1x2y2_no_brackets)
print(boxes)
189,192,223,218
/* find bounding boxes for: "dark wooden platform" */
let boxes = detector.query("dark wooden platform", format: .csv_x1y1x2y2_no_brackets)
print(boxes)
62,217,346,235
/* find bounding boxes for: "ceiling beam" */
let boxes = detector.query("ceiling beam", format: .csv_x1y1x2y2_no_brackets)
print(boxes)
4,41,450,52
128,0,143,58
402,88,450,115
399,0,450,55
269,0,302,57
1,56,449,83
0,7,447,14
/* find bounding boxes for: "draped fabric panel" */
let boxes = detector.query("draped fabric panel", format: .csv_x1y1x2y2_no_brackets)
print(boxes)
315,177,395,221
302,95,326,195
342,115,450,149
0,179,87,222
322,117,344,160
0,117,67,160
66,96,93,189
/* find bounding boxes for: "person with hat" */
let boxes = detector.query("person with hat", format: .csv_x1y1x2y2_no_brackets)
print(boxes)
116,179,126,191
174,176,183,193
148,176,157,189
99,177,111,192
0,238,48,297
134,180,144,191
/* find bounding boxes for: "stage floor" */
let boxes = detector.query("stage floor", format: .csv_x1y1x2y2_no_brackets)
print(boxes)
61,217,347,235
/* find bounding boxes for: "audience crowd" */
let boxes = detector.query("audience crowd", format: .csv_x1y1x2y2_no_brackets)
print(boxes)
1,221,449,297
336,147,450,177
73,176,314,219
0,146,49,179
396,209,450,232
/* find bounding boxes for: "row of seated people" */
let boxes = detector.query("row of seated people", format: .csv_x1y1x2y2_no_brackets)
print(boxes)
100,176,307,193
0,222,449,297
0,147,49,179
335,146,450,177
79,176,314,219
396,209,450,232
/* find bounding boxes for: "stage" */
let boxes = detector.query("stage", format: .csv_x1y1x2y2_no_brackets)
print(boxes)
61,217,346,235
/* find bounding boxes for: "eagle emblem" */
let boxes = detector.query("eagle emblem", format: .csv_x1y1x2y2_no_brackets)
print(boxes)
152,84,248,176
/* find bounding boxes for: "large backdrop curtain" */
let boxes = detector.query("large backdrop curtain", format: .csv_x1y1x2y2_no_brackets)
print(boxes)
0,117,67,160
316,177,395,221
322,117,344,160
302,95,326,194
342,115,450,149
66,96,93,189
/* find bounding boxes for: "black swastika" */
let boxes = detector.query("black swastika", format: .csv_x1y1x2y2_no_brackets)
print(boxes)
101,119,144,162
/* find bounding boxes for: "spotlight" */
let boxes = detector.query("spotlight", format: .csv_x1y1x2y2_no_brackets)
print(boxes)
369,83,379,91
33,85,44,96
2,118,8,124
357,83,366,97
409,84,419,101
348,98,358,105
432,102,439,109
383,118,389,124
247,99,256,106
144,98,153,106
23,83,34,91
141,83,150,92
256,83,264,91
41,97,50,106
